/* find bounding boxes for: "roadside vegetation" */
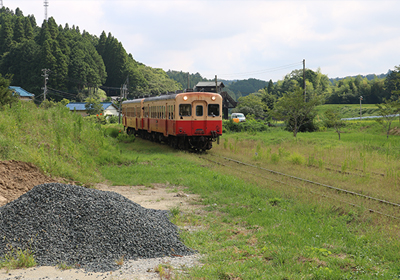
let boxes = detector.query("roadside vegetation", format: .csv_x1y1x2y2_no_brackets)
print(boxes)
0,101,129,184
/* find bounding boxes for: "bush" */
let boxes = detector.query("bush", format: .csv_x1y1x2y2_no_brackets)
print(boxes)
117,132,135,143
85,114,107,125
107,115,119,124
104,127,121,138
223,119,268,133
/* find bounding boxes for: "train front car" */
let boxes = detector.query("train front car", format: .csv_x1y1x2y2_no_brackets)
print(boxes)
174,92,222,151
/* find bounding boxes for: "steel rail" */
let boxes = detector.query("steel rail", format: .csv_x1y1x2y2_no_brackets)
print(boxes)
210,154,400,209
201,156,400,220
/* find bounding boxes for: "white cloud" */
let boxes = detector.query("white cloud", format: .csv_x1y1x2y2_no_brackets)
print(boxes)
7,0,400,81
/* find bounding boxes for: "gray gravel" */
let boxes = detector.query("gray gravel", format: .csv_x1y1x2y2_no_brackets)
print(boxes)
0,183,196,272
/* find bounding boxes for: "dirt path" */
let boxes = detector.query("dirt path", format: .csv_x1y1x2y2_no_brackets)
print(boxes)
0,161,203,280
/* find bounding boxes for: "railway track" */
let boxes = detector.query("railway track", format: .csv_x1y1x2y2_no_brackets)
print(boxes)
200,153,400,220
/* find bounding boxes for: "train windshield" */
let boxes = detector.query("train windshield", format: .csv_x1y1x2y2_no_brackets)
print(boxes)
179,104,191,116
208,104,219,117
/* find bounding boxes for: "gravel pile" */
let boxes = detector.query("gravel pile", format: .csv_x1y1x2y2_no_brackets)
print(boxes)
0,183,195,272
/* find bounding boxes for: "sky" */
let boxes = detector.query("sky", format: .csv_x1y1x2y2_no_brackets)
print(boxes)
5,0,400,82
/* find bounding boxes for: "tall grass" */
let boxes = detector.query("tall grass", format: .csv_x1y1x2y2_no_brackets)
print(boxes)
0,101,127,184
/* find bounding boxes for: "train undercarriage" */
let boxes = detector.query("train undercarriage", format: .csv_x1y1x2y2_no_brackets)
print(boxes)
126,127,218,152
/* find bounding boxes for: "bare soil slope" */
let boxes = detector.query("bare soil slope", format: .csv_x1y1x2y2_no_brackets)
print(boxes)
0,160,55,206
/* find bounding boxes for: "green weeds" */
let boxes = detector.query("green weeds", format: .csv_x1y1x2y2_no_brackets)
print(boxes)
0,247,36,273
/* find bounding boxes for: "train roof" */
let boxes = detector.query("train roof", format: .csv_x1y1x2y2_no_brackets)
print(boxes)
122,91,219,104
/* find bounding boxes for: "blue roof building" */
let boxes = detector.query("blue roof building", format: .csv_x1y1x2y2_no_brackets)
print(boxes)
9,86,35,101
66,102,119,117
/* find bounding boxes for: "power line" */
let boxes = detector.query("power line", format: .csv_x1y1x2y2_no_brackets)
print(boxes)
209,61,303,79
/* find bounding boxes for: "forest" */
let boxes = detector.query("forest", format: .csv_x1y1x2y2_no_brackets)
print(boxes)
0,7,181,102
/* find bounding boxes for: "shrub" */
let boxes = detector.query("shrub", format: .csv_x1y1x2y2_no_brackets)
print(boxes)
104,127,121,138
117,132,135,143
289,152,305,165
107,115,119,124
85,114,107,125
223,119,268,133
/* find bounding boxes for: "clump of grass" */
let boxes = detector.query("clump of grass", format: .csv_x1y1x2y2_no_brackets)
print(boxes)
57,262,73,270
115,255,124,266
289,152,305,165
0,247,37,272
270,153,280,164
169,206,181,218
154,263,173,279
268,197,282,206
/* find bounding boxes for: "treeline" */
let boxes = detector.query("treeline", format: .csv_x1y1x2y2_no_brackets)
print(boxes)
260,68,399,104
165,70,269,101
0,7,181,102
231,66,400,121
166,70,209,90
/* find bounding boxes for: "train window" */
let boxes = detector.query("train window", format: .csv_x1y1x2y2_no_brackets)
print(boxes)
196,105,203,116
208,104,220,117
179,104,191,117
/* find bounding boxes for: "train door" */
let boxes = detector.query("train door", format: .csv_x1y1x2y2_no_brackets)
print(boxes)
191,100,207,135
164,104,168,136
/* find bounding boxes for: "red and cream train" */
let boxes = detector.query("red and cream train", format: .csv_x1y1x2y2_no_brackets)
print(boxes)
122,91,222,151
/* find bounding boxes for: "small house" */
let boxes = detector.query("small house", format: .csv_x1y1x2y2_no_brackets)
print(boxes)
9,86,34,101
194,81,225,93
66,102,119,117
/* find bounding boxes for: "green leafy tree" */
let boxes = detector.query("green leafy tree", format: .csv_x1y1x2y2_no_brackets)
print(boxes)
13,17,25,43
85,97,103,115
0,74,17,109
324,108,345,140
267,79,274,93
0,15,14,55
375,99,400,139
232,93,267,119
273,87,322,137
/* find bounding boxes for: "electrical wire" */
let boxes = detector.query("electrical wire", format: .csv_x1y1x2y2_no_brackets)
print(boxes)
208,61,303,79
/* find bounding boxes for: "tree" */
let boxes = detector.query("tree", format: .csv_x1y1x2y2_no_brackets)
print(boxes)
0,74,17,109
267,79,274,93
85,97,103,115
375,99,400,139
273,87,322,137
324,108,345,140
232,93,267,119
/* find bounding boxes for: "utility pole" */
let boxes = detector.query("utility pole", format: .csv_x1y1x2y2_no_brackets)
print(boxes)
360,96,363,120
303,59,306,102
0,1,3,8
187,73,190,90
118,77,129,124
41,69,50,101
215,75,218,93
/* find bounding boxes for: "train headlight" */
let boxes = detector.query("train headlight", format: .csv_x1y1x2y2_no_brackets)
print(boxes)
211,96,216,101
183,96,188,101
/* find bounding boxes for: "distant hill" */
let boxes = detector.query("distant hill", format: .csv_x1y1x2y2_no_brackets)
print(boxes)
166,71,268,101
329,71,390,84
224,78,268,99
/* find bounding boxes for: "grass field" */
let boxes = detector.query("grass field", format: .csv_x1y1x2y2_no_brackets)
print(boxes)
315,104,381,119
2,102,400,279
101,138,400,279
